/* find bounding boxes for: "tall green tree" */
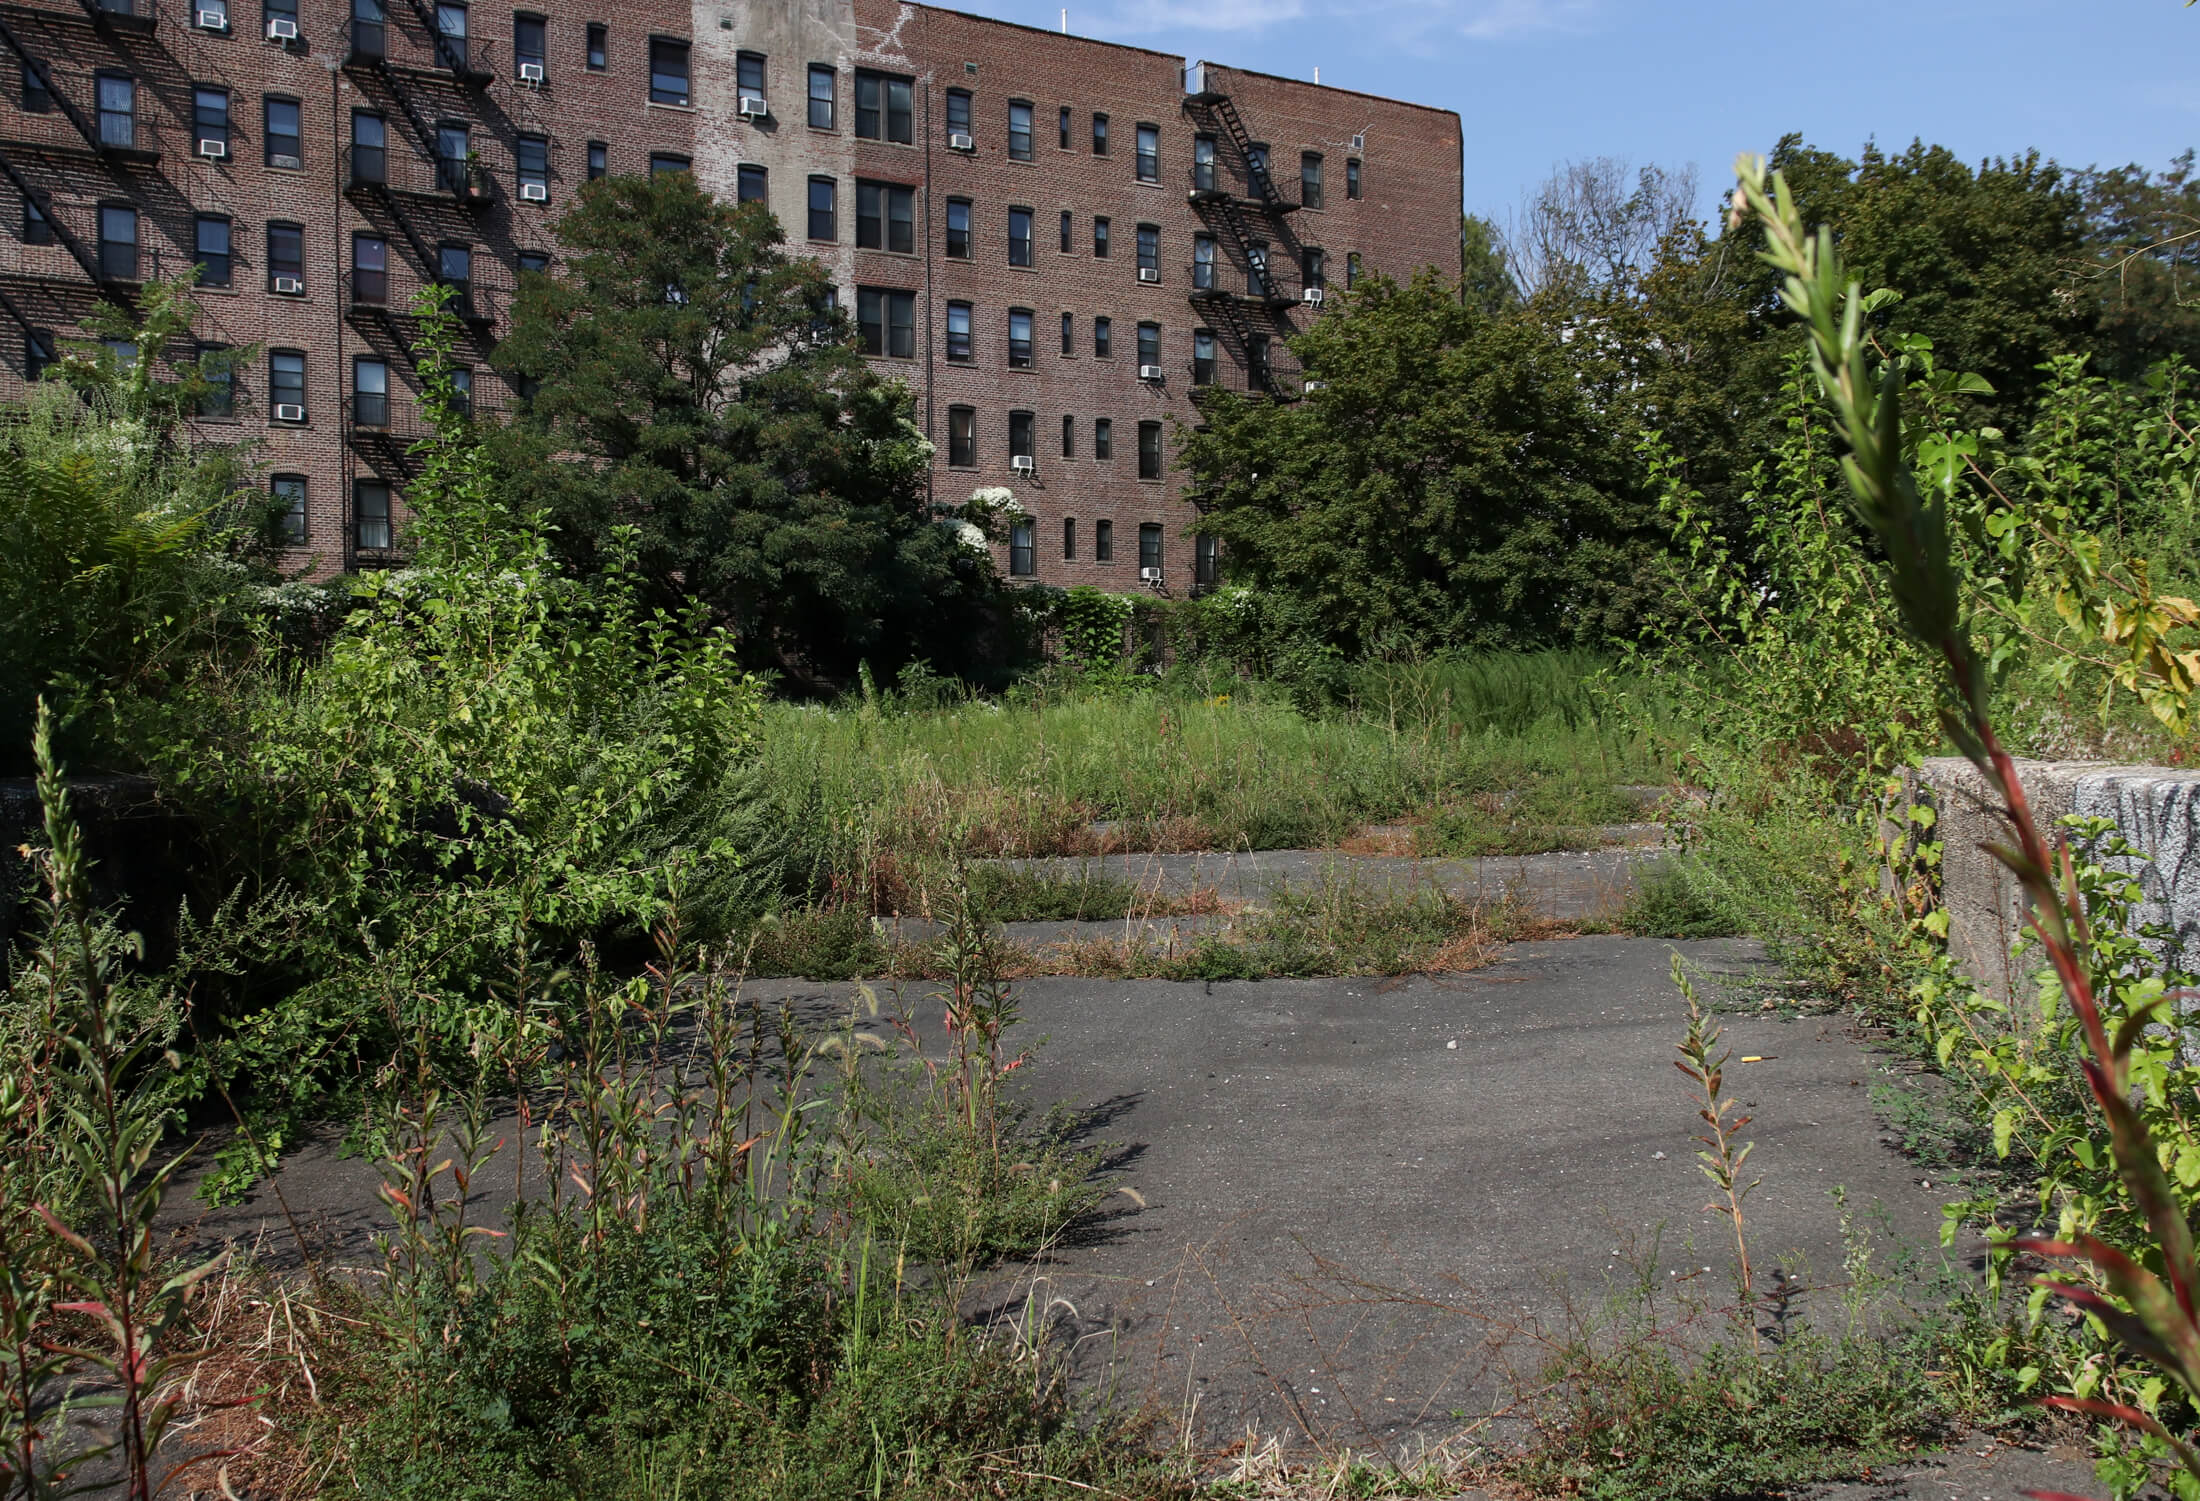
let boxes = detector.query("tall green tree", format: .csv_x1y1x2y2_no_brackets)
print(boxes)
492,172,1012,687
1183,269,1659,655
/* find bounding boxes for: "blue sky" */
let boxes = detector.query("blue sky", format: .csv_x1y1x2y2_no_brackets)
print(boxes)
965,0,2200,222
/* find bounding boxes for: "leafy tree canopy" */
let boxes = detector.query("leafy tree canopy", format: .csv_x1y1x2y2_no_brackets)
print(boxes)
491,172,1013,688
1182,269,1660,656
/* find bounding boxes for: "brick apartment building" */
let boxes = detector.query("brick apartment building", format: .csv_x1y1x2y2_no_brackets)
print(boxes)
0,0,1461,591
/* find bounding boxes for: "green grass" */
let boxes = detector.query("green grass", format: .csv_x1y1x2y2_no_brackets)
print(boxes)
747,655,1668,908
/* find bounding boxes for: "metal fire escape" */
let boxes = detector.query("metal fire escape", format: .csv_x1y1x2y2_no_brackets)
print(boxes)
1182,69,1300,409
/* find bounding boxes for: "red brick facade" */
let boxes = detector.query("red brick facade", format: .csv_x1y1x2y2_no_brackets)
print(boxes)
0,0,1461,593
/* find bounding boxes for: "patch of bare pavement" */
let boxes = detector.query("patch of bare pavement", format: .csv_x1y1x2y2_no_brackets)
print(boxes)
163,926,2100,1494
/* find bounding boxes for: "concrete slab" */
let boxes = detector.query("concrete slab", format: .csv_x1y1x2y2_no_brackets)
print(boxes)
167,935,1965,1469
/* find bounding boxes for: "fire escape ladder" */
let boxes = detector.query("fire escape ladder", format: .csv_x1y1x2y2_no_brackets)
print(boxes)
363,61,445,170
0,19,114,158
363,182,439,285
0,145,108,286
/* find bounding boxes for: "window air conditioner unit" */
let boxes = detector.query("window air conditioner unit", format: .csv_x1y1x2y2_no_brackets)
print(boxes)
1010,455,1036,474
1137,267,1159,282
274,403,305,422
266,15,297,36
197,138,228,158
948,131,974,151
518,61,545,83
519,181,548,201
1139,566,1162,583
196,9,226,26
1301,286,1324,305
272,275,304,294
1303,379,1325,392
738,94,769,118
1138,364,1163,381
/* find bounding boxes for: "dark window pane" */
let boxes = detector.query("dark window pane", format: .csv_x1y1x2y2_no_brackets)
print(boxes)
195,216,231,287
809,65,834,128
1095,518,1112,559
265,95,302,166
352,233,387,303
1138,425,1162,481
649,37,690,106
1092,217,1109,257
272,476,308,543
98,204,138,279
587,141,607,179
1135,124,1157,182
945,199,970,258
1008,208,1031,267
1094,419,1111,460
355,480,392,549
808,177,836,240
1091,112,1107,154
945,301,971,361
1007,101,1031,160
737,164,767,204
586,22,606,69
947,406,975,466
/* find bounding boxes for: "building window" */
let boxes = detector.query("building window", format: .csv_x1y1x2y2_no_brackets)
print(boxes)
268,222,305,290
1138,524,1163,577
1058,104,1070,149
1091,112,1107,154
514,14,545,76
449,366,472,418
101,339,136,370
1008,207,1032,267
1248,142,1270,193
197,345,233,418
649,152,689,175
587,140,607,179
1303,247,1326,291
438,242,473,313
1092,216,1109,258
1135,322,1159,369
586,21,606,69
1193,134,1216,192
947,405,975,467
1137,424,1162,481
271,475,308,544
1060,311,1073,355
518,250,547,273
1193,235,1216,290
1248,241,1270,296
1346,252,1361,289
354,479,392,550
1192,329,1215,385
1301,152,1323,209
1060,413,1074,458
1007,308,1032,368
1346,157,1361,199
352,233,388,303
856,287,915,357
945,88,970,142
517,134,549,198
1009,517,1035,576
1135,123,1158,182
1094,417,1112,460
1196,533,1218,585
944,198,970,259
809,64,834,128
264,95,302,167
854,70,912,143
1095,517,1113,559
194,215,232,288
22,62,51,114
807,177,836,240
193,88,229,153
435,2,469,70
737,164,767,204
1062,516,1076,557
97,74,135,150
1247,333,1270,386
353,355,389,427
350,112,386,184
98,204,138,279
436,122,471,193
856,181,914,252
649,37,690,106
23,197,51,246
736,50,766,100
1059,210,1072,254
269,350,306,420
1008,409,1033,460
1007,100,1032,160
944,301,971,362
1093,316,1111,358
1136,224,1158,276
349,0,384,60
